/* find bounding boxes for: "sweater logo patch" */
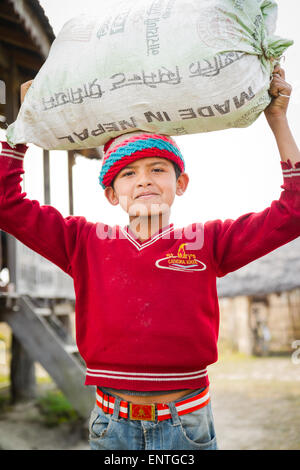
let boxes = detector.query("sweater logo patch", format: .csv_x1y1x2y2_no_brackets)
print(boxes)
155,243,207,272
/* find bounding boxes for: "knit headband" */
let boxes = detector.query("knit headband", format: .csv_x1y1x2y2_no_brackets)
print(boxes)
98,133,185,189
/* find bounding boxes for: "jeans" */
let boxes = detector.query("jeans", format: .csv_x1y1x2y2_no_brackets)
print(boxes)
89,388,218,450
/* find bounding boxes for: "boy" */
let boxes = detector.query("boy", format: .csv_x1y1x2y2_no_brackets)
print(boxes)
0,66,299,450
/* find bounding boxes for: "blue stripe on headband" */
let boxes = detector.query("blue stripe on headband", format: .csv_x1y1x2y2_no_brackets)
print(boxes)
99,137,184,187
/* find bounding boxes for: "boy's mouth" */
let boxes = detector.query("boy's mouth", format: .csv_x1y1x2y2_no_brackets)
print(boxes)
135,193,160,199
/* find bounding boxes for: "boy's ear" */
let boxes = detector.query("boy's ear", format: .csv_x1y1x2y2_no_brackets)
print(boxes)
104,186,119,206
176,172,189,196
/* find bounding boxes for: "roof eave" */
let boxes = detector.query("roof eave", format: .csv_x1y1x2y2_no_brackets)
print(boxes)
8,0,55,58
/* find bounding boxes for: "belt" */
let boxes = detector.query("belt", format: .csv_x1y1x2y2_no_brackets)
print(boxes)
96,387,210,422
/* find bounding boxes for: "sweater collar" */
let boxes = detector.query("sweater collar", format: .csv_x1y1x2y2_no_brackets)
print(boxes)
120,223,174,250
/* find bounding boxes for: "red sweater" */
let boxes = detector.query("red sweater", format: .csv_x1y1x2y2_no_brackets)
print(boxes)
1,141,300,391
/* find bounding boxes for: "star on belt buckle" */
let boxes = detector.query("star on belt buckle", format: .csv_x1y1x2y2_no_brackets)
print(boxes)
129,403,155,421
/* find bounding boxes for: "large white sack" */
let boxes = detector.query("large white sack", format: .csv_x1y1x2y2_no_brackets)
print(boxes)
7,0,293,150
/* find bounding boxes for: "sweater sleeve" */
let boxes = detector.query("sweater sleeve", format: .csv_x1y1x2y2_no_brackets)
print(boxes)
0,141,90,277
205,159,300,278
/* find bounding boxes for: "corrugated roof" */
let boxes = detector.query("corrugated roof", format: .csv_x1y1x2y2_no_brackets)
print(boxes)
217,237,300,297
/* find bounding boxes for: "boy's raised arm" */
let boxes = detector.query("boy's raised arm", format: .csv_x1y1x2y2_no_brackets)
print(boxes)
0,82,91,276
264,65,300,167
206,66,300,278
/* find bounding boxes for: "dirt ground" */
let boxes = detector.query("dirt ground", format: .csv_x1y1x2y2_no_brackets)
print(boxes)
209,352,300,450
0,353,299,450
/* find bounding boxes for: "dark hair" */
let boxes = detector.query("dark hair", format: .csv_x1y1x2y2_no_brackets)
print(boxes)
172,161,182,180
110,160,182,190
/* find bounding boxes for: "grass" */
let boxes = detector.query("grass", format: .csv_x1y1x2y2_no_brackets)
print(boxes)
0,374,9,385
0,376,80,428
36,390,80,427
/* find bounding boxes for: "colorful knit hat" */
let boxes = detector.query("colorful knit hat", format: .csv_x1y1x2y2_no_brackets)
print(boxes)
98,132,185,189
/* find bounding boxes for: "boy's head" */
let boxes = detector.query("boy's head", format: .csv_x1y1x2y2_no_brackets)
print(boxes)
99,131,189,217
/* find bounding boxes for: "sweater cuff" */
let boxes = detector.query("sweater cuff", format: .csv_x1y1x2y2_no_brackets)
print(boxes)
0,141,28,159
280,159,300,191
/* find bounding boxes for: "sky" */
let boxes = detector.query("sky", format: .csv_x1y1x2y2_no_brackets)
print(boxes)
6,0,300,228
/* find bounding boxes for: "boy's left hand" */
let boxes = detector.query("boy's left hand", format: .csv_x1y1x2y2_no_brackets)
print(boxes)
264,65,292,121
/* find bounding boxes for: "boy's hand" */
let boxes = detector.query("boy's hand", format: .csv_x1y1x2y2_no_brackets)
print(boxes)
263,65,299,166
264,65,292,123
20,80,33,104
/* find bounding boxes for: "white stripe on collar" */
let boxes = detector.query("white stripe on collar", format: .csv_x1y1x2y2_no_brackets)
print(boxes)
120,224,175,251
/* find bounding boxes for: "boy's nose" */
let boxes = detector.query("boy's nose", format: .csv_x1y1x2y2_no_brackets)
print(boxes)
137,172,153,186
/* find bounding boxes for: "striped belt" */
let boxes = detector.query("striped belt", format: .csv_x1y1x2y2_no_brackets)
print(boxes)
96,387,210,422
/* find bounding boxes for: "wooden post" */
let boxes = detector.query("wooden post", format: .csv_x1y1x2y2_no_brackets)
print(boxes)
43,149,50,205
68,151,75,215
10,335,36,403
6,53,36,403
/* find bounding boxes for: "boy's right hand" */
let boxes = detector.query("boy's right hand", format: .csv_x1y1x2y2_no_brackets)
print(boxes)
20,80,33,104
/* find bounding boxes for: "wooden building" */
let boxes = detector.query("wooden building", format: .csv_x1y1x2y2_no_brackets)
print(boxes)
0,0,98,417
217,237,300,356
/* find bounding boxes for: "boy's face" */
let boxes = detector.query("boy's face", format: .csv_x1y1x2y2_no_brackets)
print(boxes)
104,156,189,217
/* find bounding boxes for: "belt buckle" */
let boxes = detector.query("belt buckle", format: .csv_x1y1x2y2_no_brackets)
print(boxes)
129,403,155,421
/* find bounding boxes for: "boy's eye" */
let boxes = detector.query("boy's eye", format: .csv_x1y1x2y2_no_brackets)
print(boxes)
122,168,164,177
